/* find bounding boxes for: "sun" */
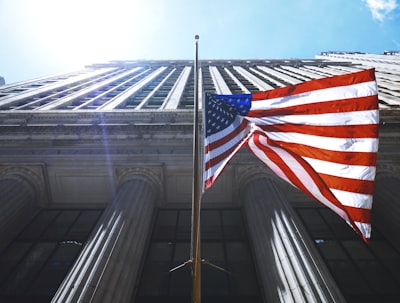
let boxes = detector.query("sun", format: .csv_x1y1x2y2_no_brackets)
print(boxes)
26,0,147,67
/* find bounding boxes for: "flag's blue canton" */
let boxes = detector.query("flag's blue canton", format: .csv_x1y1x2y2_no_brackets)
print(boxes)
205,93,251,136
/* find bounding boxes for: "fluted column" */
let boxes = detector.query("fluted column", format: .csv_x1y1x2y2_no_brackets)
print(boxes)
241,176,345,303
0,176,37,251
52,177,158,303
372,176,400,251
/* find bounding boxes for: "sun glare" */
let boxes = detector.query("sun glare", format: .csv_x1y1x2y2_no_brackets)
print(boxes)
27,0,149,67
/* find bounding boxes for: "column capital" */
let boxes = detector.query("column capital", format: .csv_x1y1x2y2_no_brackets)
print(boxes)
235,164,284,193
114,165,164,200
0,163,49,206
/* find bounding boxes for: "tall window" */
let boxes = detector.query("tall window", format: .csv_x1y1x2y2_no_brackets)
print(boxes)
136,208,262,303
0,208,103,303
296,207,400,303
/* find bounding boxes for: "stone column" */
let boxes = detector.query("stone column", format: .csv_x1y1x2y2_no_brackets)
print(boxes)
0,175,37,251
52,175,159,303
372,176,400,251
240,174,345,303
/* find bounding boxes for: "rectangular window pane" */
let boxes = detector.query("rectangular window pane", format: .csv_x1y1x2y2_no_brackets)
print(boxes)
226,242,259,296
153,210,177,241
20,211,60,240
173,242,190,265
222,210,245,240
176,210,191,240
169,267,191,296
0,242,32,284
139,263,171,296
297,208,333,239
149,242,174,263
369,241,400,282
2,242,56,295
202,266,229,296
320,209,358,239
201,210,222,240
343,241,399,294
202,242,225,266
27,242,82,296
66,210,102,240
42,211,80,240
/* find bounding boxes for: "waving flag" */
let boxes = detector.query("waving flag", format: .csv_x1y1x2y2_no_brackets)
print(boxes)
203,69,379,241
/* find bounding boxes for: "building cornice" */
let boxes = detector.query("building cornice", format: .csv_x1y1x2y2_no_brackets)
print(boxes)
0,110,194,126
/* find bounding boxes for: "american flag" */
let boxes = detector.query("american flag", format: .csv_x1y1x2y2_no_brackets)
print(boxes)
203,69,379,241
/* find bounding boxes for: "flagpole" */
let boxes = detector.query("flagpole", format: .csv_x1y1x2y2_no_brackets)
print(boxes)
191,34,202,303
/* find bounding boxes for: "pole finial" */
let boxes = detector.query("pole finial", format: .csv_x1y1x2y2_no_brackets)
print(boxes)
195,34,199,40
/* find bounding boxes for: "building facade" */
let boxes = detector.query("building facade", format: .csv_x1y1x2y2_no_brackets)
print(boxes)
0,53,399,302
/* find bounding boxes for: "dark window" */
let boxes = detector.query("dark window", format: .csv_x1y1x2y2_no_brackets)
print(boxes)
295,207,400,303
0,208,103,303
136,208,263,303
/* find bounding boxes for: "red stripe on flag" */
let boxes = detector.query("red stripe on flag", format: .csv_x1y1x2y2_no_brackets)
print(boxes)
319,173,375,195
259,123,378,139
205,140,244,170
204,175,216,190
343,205,371,223
251,69,376,100
270,140,377,166
248,95,378,117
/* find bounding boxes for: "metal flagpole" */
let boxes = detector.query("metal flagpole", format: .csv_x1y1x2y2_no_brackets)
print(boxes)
169,35,226,300
191,34,202,303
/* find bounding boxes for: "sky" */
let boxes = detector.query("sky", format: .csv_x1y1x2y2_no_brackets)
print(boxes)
0,0,399,84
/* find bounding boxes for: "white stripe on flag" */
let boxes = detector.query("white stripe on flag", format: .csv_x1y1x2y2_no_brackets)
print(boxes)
265,132,378,153
247,110,378,126
250,81,378,110
205,118,244,143
354,222,371,239
303,157,376,181
206,128,249,159
330,188,373,209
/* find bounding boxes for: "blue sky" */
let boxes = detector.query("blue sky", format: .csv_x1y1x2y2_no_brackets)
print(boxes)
0,0,399,84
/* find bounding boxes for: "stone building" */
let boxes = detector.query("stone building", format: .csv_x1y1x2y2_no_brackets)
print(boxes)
0,53,399,302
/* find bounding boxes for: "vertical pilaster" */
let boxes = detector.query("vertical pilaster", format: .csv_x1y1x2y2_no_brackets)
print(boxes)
52,177,158,303
241,176,345,303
